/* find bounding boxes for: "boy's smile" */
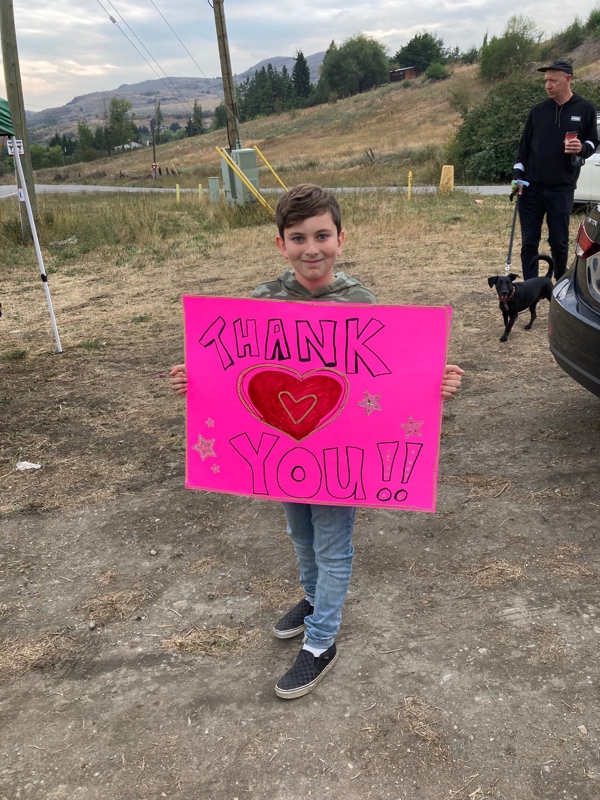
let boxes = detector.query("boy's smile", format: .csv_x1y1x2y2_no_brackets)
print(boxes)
276,212,345,291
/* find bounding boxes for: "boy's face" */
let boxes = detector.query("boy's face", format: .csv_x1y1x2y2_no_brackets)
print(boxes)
276,212,344,291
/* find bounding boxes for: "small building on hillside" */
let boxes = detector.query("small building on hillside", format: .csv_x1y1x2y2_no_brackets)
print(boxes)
390,66,422,82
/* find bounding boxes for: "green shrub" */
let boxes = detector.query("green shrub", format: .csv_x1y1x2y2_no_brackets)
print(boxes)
479,16,542,80
424,63,451,81
449,75,545,181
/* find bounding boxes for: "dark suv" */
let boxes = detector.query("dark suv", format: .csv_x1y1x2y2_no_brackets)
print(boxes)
548,207,600,397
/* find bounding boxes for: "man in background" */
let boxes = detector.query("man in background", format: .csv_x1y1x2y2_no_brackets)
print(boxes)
512,59,598,280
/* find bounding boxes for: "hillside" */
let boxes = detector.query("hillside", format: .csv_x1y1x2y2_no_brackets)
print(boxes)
26,64,485,189
25,52,325,143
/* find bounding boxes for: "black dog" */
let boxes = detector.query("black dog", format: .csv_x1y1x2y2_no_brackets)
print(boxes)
488,255,554,343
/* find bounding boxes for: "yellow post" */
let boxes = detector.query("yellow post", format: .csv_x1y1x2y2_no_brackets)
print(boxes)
176,184,180,203
439,165,454,194
199,183,203,199
253,145,288,191
407,171,413,201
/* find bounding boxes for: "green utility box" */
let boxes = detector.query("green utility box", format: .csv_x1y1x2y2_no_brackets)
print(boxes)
220,148,259,205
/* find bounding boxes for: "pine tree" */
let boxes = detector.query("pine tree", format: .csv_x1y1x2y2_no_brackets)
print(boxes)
292,51,312,100
186,99,205,136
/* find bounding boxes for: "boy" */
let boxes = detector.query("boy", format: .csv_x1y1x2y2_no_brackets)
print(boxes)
170,184,463,699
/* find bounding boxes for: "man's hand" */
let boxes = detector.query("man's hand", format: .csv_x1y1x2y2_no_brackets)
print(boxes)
511,179,529,195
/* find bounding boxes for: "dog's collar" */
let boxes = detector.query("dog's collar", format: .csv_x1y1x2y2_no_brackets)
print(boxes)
499,286,516,307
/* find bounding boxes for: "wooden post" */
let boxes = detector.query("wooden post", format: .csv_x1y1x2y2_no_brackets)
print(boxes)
212,0,241,151
439,165,455,194
176,184,180,203
0,0,37,237
407,171,413,201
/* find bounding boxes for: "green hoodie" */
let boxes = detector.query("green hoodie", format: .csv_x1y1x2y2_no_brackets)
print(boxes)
252,269,377,305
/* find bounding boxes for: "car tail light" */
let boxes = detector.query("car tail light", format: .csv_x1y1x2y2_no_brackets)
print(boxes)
575,217,600,258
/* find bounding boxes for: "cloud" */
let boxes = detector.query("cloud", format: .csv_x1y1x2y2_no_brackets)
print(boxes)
1,0,598,110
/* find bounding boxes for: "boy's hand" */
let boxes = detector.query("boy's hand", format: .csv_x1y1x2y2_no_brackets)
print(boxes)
441,364,464,400
169,364,188,396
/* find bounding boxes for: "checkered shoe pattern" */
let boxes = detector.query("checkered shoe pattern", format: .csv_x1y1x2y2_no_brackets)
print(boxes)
275,643,338,699
273,598,314,639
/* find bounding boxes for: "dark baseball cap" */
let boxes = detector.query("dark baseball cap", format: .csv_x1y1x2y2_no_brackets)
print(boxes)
537,59,573,75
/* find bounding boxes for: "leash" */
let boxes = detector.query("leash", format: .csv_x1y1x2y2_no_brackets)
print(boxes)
505,191,519,275
505,181,529,274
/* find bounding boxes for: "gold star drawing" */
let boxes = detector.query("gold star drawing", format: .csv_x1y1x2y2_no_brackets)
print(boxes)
192,435,217,461
400,416,424,438
206,418,215,428
210,464,220,474
357,391,382,417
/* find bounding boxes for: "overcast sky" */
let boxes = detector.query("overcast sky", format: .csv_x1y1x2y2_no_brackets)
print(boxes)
1,0,598,111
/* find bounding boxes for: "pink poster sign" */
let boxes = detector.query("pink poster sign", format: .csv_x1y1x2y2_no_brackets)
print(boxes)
183,296,451,513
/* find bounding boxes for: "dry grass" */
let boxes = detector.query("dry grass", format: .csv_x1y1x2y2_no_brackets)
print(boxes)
95,570,121,587
396,696,447,757
246,577,303,611
440,474,512,500
188,556,221,576
540,544,596,579
0,604,8,620
465,557,524,590
161,625,260,657
0,632,74,684
84,589,148,626
530,623,566,664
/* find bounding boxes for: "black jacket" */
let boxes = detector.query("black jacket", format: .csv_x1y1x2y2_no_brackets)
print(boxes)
513,93,598,189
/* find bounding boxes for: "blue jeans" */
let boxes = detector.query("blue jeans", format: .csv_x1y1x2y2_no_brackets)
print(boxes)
281,502,356,650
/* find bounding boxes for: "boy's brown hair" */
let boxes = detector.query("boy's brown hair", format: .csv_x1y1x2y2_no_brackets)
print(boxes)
276,184,342,237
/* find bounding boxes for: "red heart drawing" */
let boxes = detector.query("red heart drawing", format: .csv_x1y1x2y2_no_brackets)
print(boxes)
238,365,349,441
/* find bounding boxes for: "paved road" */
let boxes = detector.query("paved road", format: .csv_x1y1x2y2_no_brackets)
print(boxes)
0,183,510,199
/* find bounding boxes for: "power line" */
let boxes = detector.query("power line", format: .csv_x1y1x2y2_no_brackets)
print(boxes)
94,0,195,117
104,0,196,114
149,0,211,80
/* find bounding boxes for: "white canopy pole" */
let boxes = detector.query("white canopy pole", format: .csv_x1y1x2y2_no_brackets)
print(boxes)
10,136,62,353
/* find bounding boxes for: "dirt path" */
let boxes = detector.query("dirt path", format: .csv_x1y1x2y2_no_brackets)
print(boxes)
1,194,599,799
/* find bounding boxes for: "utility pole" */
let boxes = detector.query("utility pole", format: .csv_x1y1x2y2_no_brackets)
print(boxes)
150,118,157,181
0,0,37,234
212,0,241,151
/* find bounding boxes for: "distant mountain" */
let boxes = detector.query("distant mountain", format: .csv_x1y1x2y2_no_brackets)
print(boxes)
234,52,324,83
26,52,326,143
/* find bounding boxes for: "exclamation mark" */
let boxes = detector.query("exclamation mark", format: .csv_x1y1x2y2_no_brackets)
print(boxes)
377,441,399,482
402,442,423,483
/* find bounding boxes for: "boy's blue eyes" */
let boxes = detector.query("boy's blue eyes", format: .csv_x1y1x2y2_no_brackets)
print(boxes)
291,234,329,243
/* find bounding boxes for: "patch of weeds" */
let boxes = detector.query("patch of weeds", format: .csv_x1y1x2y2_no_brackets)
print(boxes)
15,285,34,294
213,203,272,230
0,219,24,245
443,215,464,224
84,589,147,626
161,625,260,658
0,349,27,362
64,267,84,277
0,632,75,684
76,339,103,352
1,503,24,516
0,560,33,574
131,314,150,323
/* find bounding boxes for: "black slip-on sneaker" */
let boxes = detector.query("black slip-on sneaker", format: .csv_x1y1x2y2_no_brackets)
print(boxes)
273,598,314,639
275,643,338,699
